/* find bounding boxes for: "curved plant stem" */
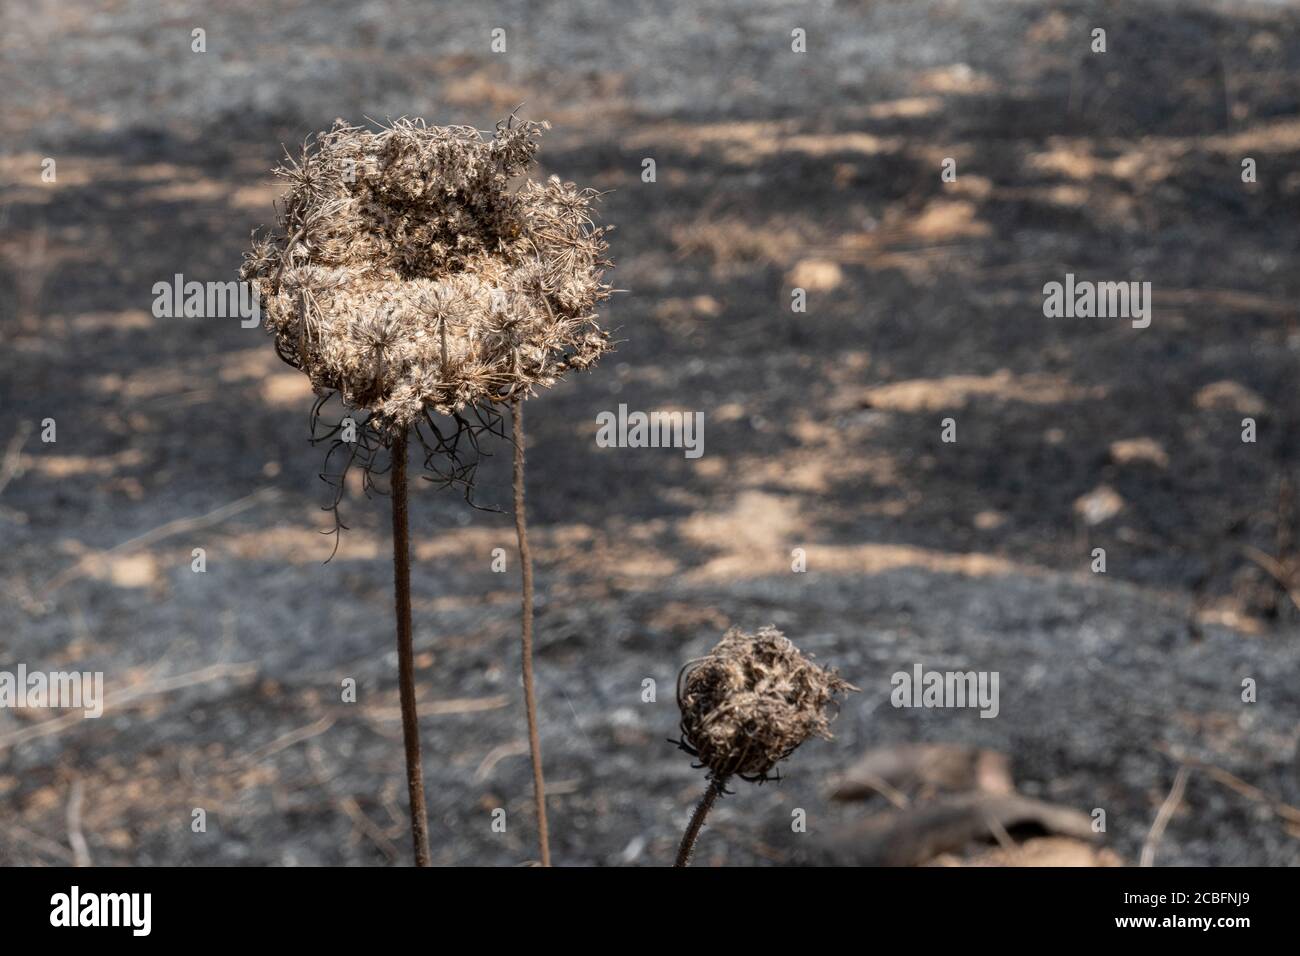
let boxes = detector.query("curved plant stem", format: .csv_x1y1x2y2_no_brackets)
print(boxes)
390,431,431,867
512,398,551,867
675,777,725,867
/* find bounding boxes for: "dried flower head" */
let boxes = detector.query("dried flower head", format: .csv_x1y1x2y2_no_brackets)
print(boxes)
241,116,614,440
676,626,857,783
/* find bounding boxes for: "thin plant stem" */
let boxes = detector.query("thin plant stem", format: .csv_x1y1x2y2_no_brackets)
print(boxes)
512,398,551,866
390,431,431,867
675,777,725,867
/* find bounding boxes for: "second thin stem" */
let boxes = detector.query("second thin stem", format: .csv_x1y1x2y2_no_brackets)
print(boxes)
391,432,432,866
512,398,551,866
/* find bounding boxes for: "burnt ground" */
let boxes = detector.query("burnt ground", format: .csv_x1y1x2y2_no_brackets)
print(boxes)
1,0,1299,866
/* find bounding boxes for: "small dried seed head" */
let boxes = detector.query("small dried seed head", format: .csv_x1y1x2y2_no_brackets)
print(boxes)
241,116,614,441
676,626,857,783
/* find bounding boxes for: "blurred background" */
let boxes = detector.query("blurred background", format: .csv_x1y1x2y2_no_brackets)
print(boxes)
1,0,1298,865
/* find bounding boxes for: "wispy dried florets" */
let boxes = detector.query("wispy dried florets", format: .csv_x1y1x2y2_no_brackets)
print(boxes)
241,116,614,438
676,626,857,783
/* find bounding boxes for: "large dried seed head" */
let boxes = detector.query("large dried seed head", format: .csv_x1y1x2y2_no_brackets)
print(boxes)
241,116,614,439
677,626,857,783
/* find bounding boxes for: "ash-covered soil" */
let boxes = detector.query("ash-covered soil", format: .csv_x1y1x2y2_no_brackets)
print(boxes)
1,0,1298,865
